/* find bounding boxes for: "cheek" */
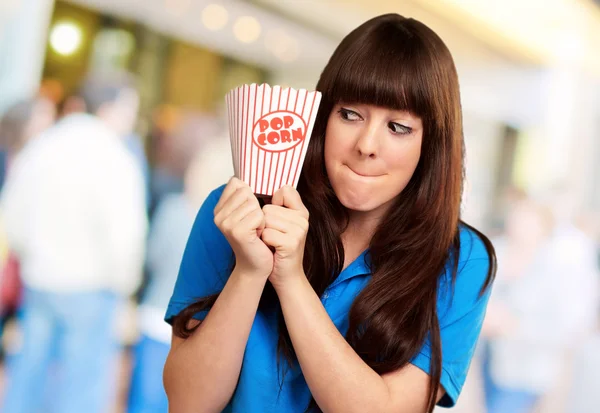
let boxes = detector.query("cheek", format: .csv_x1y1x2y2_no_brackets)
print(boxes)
384,140,422,175
323,121,346,168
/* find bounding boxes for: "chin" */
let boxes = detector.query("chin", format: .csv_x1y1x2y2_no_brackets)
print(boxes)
335,186,383,212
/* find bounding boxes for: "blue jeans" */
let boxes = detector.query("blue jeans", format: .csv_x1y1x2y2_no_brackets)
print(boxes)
481,341,540,413
127,335,170,413
1,288,120,413
485,386,539,413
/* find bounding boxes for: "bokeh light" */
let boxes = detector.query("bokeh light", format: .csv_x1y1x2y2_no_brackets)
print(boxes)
233,16,261,44
49,21,82,56
202,4,229,31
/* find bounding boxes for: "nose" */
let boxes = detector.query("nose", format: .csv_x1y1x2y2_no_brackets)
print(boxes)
354,124,379,158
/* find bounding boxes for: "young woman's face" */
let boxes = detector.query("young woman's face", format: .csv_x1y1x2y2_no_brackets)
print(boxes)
324,103,423,219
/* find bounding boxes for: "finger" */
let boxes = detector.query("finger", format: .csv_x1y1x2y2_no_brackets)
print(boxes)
271,186,309,218
263,205,309,231
214,187,257,226
214,177,246,215
260,228,286,250
238,208,266,239
263,210,290,234
223,197,261,231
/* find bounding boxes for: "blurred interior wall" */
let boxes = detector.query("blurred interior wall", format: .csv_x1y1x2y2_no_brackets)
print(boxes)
43,2,101,98
517,62,600,213
0,0,55,113
163,42,223,112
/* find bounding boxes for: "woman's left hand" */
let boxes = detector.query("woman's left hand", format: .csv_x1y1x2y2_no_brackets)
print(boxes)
261,186,309,289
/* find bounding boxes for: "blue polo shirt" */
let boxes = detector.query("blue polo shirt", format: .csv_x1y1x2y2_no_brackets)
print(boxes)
165,185,493,411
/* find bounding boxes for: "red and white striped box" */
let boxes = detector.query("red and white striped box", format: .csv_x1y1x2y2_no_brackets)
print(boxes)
225,84,322,196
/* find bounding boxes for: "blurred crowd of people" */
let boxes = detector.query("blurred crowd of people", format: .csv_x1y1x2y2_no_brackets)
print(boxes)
0,72,233,413
451,190,600,413
0,72,598,413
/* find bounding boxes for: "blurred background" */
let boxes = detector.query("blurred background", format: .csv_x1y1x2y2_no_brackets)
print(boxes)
0,0,598,412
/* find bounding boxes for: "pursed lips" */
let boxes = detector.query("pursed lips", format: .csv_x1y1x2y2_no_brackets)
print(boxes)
344,164,384,178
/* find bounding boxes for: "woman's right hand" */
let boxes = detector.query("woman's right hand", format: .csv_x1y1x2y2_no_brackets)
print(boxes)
214,178,273,278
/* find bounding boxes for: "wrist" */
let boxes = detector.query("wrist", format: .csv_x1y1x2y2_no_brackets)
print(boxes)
231,267,270,286
271,271,308,296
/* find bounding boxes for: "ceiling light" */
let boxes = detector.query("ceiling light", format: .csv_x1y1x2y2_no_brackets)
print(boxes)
49,21,83,56
202,4,228,31
233,16,261,44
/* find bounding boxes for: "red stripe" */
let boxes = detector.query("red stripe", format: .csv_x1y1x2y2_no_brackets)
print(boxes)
272,89,292,194
265,87,282,195
249,84,259,192
226,93,233,176
285,90,308,186
235,88,244,179
280,90,300,188
233,90,238,177
239,88,244,179
236,88,241,178
255,85,267,194
238,87,246,180
231,92,237,177
261,87,275,194
291,93,318,187
241,86,247,181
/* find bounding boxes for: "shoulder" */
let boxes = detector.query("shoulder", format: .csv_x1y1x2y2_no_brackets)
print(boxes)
455,225,494,283
457,225,492,263
193,184,226,222
12,123,55,162
165,184,231,321
438,225,495,320
184,184,228,253
4,128,54,182
412,225,496,406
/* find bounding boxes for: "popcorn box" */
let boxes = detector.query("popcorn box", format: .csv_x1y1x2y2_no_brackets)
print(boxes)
225,84,322,196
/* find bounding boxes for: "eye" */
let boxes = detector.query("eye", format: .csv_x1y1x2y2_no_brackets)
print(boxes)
338,108,362,121
388,122,412,135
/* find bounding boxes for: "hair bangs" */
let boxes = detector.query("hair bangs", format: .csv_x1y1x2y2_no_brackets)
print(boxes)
323,21,432,119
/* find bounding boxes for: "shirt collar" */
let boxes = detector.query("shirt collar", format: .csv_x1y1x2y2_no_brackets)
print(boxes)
329,249,371,289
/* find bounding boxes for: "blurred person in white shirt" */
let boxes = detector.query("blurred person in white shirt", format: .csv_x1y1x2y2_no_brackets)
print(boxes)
127,116,233,413
481,195,562,413
557,209,600,413
0,73,147,413
482,190,599,413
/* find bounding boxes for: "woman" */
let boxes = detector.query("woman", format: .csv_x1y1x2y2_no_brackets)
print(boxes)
164,14,496,413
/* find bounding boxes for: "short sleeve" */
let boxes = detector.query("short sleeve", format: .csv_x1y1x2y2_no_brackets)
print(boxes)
410,227,493,407
164,185,233,325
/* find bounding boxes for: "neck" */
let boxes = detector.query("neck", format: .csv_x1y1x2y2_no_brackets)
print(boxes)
342,210,382,257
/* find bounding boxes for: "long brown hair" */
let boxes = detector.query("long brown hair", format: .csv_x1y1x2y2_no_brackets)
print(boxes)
174,14,496,413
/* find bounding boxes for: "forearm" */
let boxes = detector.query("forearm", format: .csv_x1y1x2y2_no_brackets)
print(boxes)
275,275,392,413
164,269,267,413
